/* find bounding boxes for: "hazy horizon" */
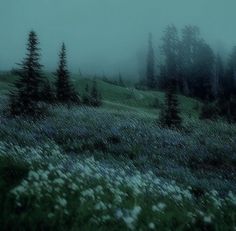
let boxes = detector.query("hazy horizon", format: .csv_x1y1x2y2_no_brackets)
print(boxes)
0,0,236,78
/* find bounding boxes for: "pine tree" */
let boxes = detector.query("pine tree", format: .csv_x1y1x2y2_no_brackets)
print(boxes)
82,84,91,105
41,80,55,103
90,80,102,107
118,73,125,87
146,33,155,89
214,54,224,98
9,31,44,117
159,79,182,128
161,25,180,91
55,43,79,104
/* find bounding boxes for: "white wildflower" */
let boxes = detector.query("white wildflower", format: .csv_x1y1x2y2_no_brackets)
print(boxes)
204,216,212,223
148,222,155,229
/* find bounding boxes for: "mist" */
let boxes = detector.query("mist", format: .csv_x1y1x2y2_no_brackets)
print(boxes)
0,0,236,78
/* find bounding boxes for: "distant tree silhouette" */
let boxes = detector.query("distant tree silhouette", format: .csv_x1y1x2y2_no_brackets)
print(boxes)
118,73,125,87
161,25,180,91
179,26,201,95
216,47,236,122
159,79,182,128
214,54,224,98
9,31,44,117
82,83,91,105
90,80,102,107
55,43,80,105
146,33,156,89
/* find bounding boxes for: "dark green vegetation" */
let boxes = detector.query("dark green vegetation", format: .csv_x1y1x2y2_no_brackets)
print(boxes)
143,25,236,123
0,71,236,230
7,31,102,118
1,25,236,230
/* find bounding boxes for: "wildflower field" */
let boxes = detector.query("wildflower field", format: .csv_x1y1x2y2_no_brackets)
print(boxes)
0,96,236,231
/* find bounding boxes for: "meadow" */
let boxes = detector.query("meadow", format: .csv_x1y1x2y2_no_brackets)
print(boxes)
0,74,236,230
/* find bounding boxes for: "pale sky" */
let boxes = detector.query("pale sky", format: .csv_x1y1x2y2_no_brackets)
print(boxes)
0,0,235,78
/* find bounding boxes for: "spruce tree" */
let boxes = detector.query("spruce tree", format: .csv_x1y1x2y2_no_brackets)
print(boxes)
82,84,91,105
146,33,155,89
55,43,79,104
9,31,44,117
159,79,182,128
90,80,102,107
118,73,125,87
161,25,180,91
41,80,55,103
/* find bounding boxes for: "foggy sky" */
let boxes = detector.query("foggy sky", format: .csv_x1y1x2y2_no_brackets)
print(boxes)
0,0,236,78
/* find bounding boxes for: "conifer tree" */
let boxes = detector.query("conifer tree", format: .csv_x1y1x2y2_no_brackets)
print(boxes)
9,31,44,117
159,79,182,128
146,33,155,89
55,43,79,104
118,73,125,87
90,80,102,107
41,80,55,103
82,84,91,105
161,25,180,90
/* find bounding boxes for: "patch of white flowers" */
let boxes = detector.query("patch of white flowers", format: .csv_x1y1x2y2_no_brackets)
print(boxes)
4,143,236,230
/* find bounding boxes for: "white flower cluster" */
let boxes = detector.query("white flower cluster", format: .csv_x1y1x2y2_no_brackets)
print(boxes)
8,149,236,230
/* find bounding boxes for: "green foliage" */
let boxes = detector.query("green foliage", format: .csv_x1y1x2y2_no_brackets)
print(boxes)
90,80,102,107
82,80,102,107
0,148,235,231
8,31,45,117
199,102,219,120
41,79,55,103
55,43,80,105
159,80,182,128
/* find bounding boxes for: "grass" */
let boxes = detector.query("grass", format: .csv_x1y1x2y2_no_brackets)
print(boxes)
73,77,201,118
0,72,201,118
0,72,235,230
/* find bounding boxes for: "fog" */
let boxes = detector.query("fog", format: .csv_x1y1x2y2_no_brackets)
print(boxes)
0,0,236,78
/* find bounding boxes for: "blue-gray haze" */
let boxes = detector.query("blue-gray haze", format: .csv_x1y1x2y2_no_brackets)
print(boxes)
0,0,235,78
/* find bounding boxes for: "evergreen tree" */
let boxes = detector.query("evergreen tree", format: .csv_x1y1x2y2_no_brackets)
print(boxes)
159,79,182,128
118,73,125,87
9,31,44,117
161,25,180,91
226,46,236,96
179,26,215,100
214,54,224,98
90,80,102,107
146,33,156,89
82,84,91,105
193,41,215,100
216,47,236,121
55,43,79,104
41,80,55,103
179,26,200,95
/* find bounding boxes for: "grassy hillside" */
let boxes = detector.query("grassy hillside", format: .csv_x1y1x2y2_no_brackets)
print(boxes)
3,72,236,231
0,102,236,230
74,77,200,117
0,73,201,118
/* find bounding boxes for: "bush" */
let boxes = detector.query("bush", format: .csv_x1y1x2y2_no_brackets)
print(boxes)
199,102,219,120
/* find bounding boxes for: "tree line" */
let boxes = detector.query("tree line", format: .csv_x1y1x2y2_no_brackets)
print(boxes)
8,31,102,117
143,25,236,122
